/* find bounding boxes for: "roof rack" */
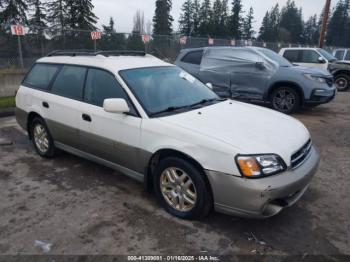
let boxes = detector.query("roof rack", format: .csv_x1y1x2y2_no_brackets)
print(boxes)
95,50,146,57
47,50,146,57
47,50,97,57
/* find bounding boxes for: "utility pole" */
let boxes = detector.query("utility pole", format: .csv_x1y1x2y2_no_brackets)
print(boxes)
319,0,332,48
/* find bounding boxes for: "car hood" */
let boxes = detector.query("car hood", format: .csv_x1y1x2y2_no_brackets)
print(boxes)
288,65,331,76
333,60,350,66
159,100,310,165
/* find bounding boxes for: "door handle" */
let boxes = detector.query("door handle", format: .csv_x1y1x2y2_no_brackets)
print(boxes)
42,102,49,108
82,114,92,122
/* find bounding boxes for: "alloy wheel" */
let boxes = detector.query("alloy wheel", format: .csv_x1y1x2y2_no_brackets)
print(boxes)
160,167,197,212
273,89,296,112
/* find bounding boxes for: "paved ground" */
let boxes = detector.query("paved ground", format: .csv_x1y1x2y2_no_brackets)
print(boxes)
0,93,349,257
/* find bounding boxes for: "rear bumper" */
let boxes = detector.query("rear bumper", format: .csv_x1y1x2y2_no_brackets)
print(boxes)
205,146,320,218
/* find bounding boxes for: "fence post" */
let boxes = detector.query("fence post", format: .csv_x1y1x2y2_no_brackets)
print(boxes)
17,35,24,69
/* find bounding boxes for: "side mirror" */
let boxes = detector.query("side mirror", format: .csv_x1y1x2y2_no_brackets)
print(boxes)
318,57,326,64
103,98,130,114
206,83,213,89
255,61,266,70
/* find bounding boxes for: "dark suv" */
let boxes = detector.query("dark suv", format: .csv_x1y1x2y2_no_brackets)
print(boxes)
175,47,336,114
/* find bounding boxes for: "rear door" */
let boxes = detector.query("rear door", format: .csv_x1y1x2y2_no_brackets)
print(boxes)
45,65,87,149
78,68,143,175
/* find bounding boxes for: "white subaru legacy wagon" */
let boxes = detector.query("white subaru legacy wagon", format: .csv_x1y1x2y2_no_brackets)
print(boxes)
16,51,320,219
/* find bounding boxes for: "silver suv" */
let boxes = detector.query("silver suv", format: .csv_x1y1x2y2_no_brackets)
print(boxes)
176,47,336,114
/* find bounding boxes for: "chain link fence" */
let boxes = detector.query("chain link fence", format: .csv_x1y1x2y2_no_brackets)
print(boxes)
0,26,341,70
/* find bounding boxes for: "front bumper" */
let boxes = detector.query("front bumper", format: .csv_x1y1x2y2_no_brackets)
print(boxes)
305,87,337,105
205,146,320,218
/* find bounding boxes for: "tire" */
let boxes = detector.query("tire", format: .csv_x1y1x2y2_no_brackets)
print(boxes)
30,117,56,158
270,86,301,114
153,157,213,220
334,74,350,92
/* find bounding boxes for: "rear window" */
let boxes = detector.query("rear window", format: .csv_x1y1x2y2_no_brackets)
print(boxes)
181,50,203,65
283,50,300,62
23,63,61,90
51,65,87,100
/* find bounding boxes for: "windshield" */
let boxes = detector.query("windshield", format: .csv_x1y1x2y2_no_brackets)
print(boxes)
258,48,292,67
317,48,337,62
120,66,219,116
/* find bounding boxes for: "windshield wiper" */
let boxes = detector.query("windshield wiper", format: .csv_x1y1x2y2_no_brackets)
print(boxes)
149,106,189,117
189,98,226,108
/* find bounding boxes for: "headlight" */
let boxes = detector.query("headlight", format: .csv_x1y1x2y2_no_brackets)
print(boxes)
304,74,326,83
235,154,286,178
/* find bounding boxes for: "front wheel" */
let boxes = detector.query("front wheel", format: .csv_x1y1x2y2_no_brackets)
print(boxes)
334,74,350,91
271,87,301,114
153,157,213,220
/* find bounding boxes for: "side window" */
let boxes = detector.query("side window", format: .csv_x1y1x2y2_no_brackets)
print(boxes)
51,65,87,100
283,50,300,62
23,63,61,90
335,50,345,60
181,50,203,65
84,69,137,115
301,50,320,63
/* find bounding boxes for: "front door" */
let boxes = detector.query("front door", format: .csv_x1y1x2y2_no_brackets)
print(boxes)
79,68,143,173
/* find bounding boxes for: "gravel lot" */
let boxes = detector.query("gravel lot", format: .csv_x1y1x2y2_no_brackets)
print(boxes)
0,93,349,257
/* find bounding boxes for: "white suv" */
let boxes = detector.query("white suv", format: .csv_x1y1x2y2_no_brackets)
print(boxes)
279,47,337,71
16,51,320,219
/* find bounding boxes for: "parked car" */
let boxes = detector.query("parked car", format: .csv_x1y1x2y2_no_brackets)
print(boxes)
279,47,337,71
280,47,350,91
16,50,320,219
334,49,350,62
176,47,336,114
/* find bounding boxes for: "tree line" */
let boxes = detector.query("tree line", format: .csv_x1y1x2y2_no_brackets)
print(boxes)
0,0,349,48
178,0,350,47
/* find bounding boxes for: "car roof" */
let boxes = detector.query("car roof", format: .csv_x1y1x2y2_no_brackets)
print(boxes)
37,54,172,74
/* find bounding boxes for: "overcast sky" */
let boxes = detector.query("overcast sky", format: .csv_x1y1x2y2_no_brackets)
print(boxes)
92,0,336,33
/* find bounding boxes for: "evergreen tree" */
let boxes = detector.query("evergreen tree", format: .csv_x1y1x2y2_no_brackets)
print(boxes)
258,4,280,42
178,0,193,35
220,0,230,37
279,0,304,43
230,0,243,39
198,0,212,36
153,0,173,35
326,0,350,47
269,4,280,42
102,17,115,35
0,0,28,26
243,7,254,39
66,0,97,30
192,0,200,36
101,17,126,50
47,0,68,32
28,0,47,32
303,15,319,45
211,0,222,37
258,11,270,41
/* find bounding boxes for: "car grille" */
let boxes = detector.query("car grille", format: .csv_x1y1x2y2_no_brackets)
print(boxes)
291,140,312,169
